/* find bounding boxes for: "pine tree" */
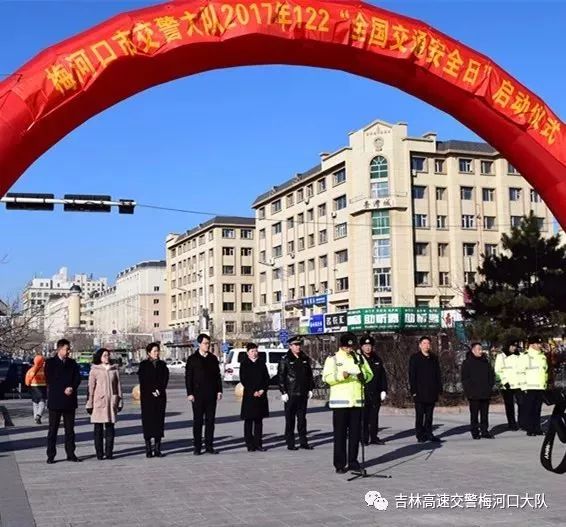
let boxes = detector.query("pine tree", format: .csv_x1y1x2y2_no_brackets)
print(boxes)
465,212,566,344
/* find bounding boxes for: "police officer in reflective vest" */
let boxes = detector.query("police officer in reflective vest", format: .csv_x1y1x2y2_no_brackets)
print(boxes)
494,341,521,430
519,336,548,436
359,334,388,445
322,332,373,474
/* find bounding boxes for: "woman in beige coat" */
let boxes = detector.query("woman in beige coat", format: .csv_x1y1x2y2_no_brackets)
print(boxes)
86,348,123,460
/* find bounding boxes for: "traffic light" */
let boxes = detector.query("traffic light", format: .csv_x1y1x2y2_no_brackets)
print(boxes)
118,199,135,214
63,194,111,213
4,192,55,211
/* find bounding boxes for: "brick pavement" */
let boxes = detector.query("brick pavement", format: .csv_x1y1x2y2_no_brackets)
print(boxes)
1,379,565,527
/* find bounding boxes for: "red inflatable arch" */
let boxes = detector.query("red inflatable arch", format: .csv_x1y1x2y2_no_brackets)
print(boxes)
0,0,564,226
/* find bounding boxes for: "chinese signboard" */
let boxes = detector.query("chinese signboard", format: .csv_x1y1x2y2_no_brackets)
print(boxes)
324,312,348,333
346,307,441,332
309,314,325,334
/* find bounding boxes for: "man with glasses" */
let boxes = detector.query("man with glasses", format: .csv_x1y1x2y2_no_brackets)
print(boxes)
278,336,315,450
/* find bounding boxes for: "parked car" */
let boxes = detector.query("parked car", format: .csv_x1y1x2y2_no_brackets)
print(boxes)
167,360,186,372
124,362,140,375
78,363,91,380
0,359,32,399
223,348,287,385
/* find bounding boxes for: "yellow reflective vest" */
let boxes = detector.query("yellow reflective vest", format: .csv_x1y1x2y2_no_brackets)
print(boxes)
322,348,374,408
517,347,547,391
494,353,520,389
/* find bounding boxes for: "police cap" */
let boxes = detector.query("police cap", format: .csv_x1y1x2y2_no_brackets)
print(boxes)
287,335,302,346
339,332,358,348
360,334,375,346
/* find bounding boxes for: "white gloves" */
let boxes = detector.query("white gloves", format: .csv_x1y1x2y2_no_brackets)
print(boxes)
380,391,386,402
152,389,160,397
346,365,361,376
281,393,289,403
308,391,313,399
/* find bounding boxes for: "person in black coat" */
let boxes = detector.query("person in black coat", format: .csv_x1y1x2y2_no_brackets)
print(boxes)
461,342,495,439
240,343,270,452
138,342,169,458
185,333,223,455
45,338,81,464
278,335,315,450
409,336,443,443
360,334,388,445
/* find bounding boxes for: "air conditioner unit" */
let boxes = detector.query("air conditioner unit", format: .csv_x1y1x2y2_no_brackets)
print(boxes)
304,197,310,205
289,252,295,259
331,211,337,218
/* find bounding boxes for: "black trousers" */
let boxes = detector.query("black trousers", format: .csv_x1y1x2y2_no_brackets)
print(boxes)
469,399,490,435
332,407,361,470
502,389,518,426
284,395,308,447
362,402,381,443
244,418,263,448
46,409,76,459
94,423,115,456
517,391,528,429
192,398,217,451
414,402,435,439
523,390,544,434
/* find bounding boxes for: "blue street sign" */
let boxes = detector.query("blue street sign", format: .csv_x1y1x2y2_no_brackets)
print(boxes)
222,342,230,354
279,329,289,346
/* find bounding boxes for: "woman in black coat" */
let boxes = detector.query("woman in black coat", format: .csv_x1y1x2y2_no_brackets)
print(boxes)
138,342,169,458
240,343,270,452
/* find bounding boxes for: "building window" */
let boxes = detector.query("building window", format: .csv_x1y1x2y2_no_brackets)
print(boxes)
308,259,315,271
412,186,426,199
271,200,282,213
333,168,346,186
482,188,495,202
463,243,476,257
153,310,160,316
336,277,349,292
507,163,519,175
438,243,448,257
259,228,265,240
373,239,390,259
272,222,282,234
222,284,235,293
225,321,236,333
334,222,348,239
241,247,252,257
414,214,428,228
286,193,294,207
222,265,235,275
335,249,348,264
411,156,426,172
434,159,445,173
437,215,447,229
318,203,327,217
307,209,314,222
273,291,282,302
306,184,314,198
241,266,253,275
298,261,305,273
464,272,476,285
297,189,304,202
460,186,473,200
287,217,294,229
415,242,428,256
153,298,160,304
287,264,295,276
307,234,315,247
484,244,497,256
530,189,541,203
241,303,253,312
511,216,522,228
415,299,430,307
222,247,234,256
459,158,473,173
273,245,282,258
415,272,429,286
297,213,304,225
259,250,266,262
298,237,305,251
258,207,265,219
435,187,446,200
480,160,494,175
462,215,476,229
334,195,347,211
242,321,254,333
319,229,328,244
372,210,390,235
483,216,496,230
536,217,546,230
317,178,327,193
222,302,235,312
319,255,328,268
222,228,235,238
373,268,391,290
154,323,160,328
260,294,266,305
439,272,450,286
509,188,522,201
370,156,388,179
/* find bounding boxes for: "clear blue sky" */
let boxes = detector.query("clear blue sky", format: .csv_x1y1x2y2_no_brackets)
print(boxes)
0,0,564,299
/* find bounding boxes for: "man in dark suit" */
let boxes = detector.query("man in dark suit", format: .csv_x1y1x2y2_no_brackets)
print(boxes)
185,334,223,455
45,338,81,463
409,336,443,443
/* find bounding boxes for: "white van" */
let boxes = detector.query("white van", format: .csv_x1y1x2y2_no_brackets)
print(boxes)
223,347,287,385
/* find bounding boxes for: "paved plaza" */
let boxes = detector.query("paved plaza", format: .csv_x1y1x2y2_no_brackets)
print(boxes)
1,376,565,527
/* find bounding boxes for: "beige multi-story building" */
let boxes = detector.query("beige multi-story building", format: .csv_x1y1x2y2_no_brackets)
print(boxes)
166,216,255,344
252,118,553,324
92,261,166,335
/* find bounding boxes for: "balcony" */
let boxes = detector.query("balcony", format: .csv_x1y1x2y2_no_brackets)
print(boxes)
349,193,409,216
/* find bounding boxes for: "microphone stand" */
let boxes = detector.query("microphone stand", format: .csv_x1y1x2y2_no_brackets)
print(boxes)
348,350,391,482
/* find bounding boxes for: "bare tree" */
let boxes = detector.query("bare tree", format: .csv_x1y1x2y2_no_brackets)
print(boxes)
0,299,44,359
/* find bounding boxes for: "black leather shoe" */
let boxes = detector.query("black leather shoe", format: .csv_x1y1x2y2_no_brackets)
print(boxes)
417,437,427,443
287,446,299,451
255,447,268,452
247,447,256,452
348,462,361,472
67,456,81,462
427,436,443,443
205,448,219,455
370,438,386,445
481,432,495,439
526,432,536,436
46,458,55,464
299,444,314,450
471,434,481,440
194,450,202,455
335,467,348,474
508,424,519,431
